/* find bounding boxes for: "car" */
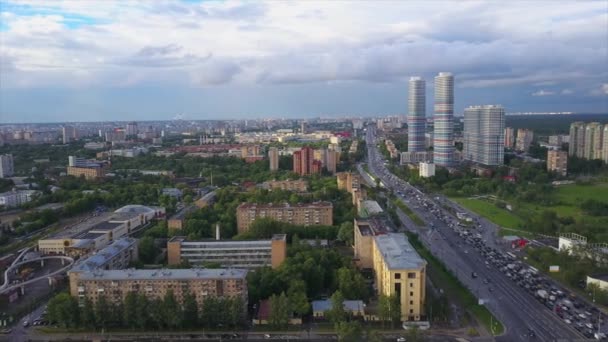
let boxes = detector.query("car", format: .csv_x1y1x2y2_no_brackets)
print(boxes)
0,328,12,334
397,337,406,342
264,334,271,339
23,320,29,327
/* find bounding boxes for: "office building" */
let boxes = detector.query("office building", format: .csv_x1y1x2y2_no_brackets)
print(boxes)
463,105,505,166
293,146,315,176
547,150,568,176
419,162,435,178
62,126,77,144
515,129,534,152
0,154,14,178
407,77,426,153
236,202,333,233
0,190,38,208
262,179,308,192
569,122,586,158
269,147,279,171
354,219,426,321
584,122,603,160
504,127,515,149
70,268,248,308
400,151,431,165
433,72,455,167
167,234,286,269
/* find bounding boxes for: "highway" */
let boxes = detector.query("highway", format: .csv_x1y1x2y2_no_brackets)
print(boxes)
365,126,584,342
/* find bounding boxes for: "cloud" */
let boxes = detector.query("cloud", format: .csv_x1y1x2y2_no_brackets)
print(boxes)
590,83,608,96
531,89,555,96
561,89,573,95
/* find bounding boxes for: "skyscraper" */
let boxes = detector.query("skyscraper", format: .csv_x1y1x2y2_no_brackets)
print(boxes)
433,72,454,167
0,154,14,178
269,147,279,171
504,127,515,149
569,122,586,158
463,105,505,166
584,122,602,160
407,77,426,153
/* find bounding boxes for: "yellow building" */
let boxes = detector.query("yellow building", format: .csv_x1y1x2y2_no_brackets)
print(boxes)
236,202,333,233
354,219,427,321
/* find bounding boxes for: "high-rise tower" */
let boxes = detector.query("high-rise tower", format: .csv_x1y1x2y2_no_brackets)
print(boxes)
463,105,505,166
407,77,426,153
433,72,454,167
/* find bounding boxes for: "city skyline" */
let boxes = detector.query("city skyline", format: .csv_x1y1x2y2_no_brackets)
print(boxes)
1,1,607,123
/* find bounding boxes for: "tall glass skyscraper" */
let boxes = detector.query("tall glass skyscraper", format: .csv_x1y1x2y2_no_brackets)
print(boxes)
433,72,454,167
463,105,505,166
407,77,426,153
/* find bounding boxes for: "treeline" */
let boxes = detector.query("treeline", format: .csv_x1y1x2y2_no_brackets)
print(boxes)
47,291,245,331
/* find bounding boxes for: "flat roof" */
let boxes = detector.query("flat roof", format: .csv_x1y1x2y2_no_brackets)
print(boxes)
238,201,332,209
71,238,137,273
89,221,122,231
48,213,115,239
356,218,390,237
312,300,365,313
374,233,426,270
79,268,248,281
74,231,107,240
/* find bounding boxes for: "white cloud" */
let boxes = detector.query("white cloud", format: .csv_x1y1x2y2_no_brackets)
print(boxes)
531,89,555,96
561,89,573,95
590,83,608,96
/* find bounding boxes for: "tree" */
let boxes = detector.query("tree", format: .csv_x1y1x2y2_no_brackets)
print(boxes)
163,290,182,330
228,297,245,328
95,295,110,330
389,294,402,328
337,222,354,246
134,293,149,330
80,297,96,329
268,292,290,329
327,291,347,325
378,294,391,328
138,236,158,264
287,280,310,317
182,292,199,329
336,321,362,342
47,293,79,328
336,267,368,300
123,292,137,329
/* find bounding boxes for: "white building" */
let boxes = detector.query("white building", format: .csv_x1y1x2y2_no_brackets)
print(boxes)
0,154,14,178
400,151,432,165
463,105,505,166
419,162,435,178
0,190,38,208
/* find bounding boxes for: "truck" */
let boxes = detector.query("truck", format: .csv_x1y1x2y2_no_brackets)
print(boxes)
536,290,549,300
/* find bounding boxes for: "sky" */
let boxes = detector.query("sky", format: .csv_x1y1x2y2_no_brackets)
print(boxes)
0,0,607,123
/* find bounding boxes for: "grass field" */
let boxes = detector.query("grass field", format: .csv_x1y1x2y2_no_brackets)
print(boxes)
450,197,524,229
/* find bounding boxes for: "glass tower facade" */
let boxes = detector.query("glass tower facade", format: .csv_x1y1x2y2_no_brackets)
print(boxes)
433,72,454,167
407,77,426,153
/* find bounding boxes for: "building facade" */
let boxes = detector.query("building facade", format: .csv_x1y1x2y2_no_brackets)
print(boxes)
433,72,455,167
263,179,308,192
70,269,248,308
236,202,333,233
167,234,286,269
584,122,603,160
0,190,38,208
463,105,505,166
0,154,14,178
547,150,568,176
569,122,586,158
400,151,431,165
354,219,426,321
407,77,426,153
268,147,279,171
504,127,515,149
419,162,435,178
515,129,534,152
62,126,77,144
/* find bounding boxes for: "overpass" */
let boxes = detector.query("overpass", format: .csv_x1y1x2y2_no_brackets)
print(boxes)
0,255,74,295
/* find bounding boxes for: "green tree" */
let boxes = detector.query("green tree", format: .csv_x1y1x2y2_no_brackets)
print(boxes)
336,267,368,300
378,294,391,328
163,290,182,330
95,295,110,330
228,297,245,328
335,321,362,342
138,236,158,264
269,292,290,329
135,293,149,330
47,293,79,328
182,292,199,329
389,294,401,328
123,292,137,329
327,291,347,325
80,297,96,329
287,280,310,317
337,222,354,246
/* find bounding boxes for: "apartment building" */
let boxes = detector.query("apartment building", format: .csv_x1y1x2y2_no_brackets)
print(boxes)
547,150,568,176
354,219,427,321
268,147,279,171
463,105,505,166
400,151,431,165
504,127,515,149
167,234,286,269
336,172,364,205
0,154,14,178
0,190,38,208
236,202,333,233
70,268,248,308
515,129,534,152
584,122,603,160
569,122,587,158
262,179,309,192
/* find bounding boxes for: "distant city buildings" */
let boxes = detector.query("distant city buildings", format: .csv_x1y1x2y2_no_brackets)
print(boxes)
262,179,308,192
0,190,38,208
0,154,14,178
547,150,568,176
167,234,287,269
419,162,435,178
515,128,534,152
62,126,77,144
407,76,426,153
236,202,333,233
126,122,138,136
463,105,505,166
569,122,608,162
433,72,455,167
268,147,279,171
504,127,515,149
293,146,316,176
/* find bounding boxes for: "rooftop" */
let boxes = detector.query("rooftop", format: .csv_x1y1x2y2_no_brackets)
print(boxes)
78,268,248,281
238,201,332,209
355,218,390,237
71,238,137,273
114,204,163,215
312,299,365,313
374,233,426,270
74,231,107,240
89,221,122,232
590,274,608,282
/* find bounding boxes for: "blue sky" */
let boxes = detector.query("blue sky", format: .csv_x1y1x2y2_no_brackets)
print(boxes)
0,0,607,123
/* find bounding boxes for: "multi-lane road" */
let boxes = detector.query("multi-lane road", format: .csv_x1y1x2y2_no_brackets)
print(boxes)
365,126,586,342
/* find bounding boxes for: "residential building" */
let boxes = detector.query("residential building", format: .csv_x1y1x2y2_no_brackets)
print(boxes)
105,129,126,143
408,77,426,153
241,145,261,158
515,129,534,152
419,162,435,178
547,150,568,176
293,146,316,176
336,172,364,205
70,268,248,308
326,149,338,174
504,127,515,149
67,156,108,180
269,147,279,171
262,179,308,192
584,122,603,160
167,234,286,269
354,219,427,321
463,105,505,166
548,135,567,147
0,154,14,178
314,149,327,167
400,151,431,165
433,72,455,167
62,126,77,144
604,125,608,163
126,122,138,136
569,122,586,158
236,202,333,233
167,205,196,231
0,190,38,208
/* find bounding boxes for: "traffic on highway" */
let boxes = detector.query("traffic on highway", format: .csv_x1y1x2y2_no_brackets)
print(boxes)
365,125,605,341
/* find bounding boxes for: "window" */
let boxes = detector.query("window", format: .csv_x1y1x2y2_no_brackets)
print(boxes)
410,283,414,288
410,300,413,305
407,272,416,279
394,273,401,279
410,309,414,314
410,291,413,296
